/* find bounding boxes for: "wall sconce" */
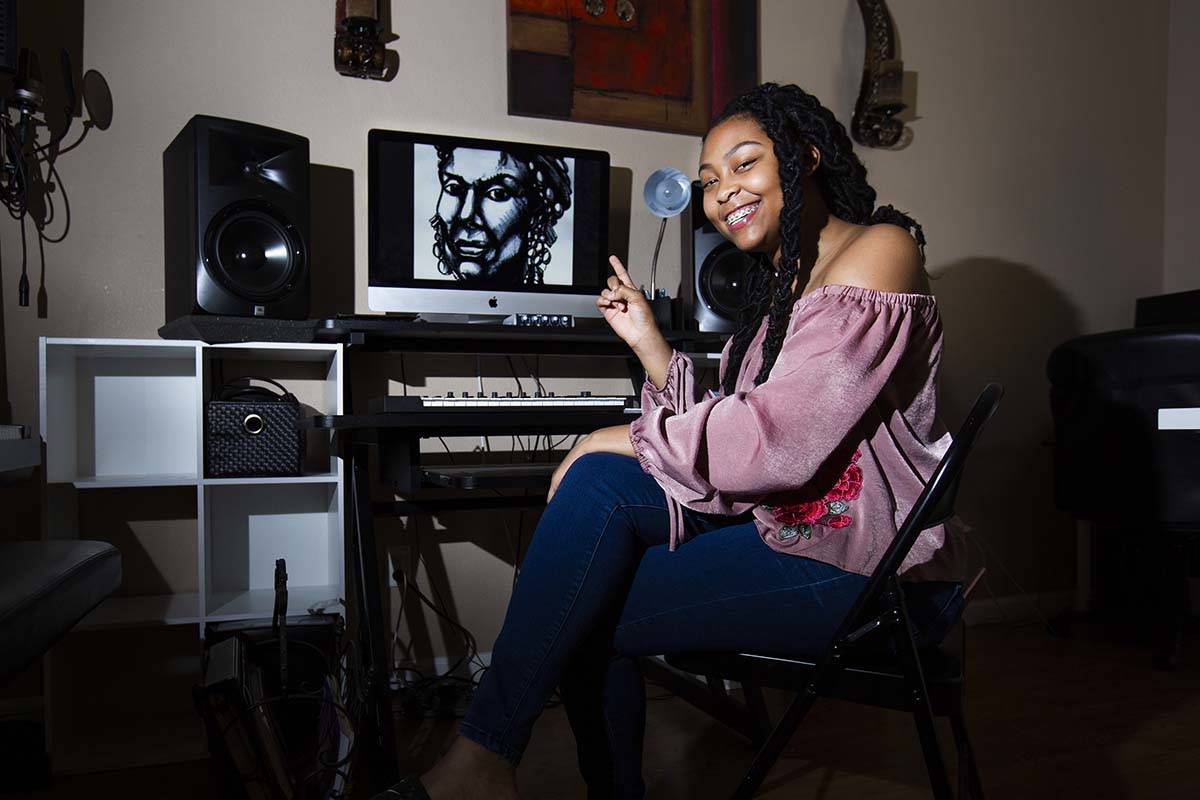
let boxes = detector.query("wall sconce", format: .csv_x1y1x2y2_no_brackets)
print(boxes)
334,0,389,80
851,0,909,149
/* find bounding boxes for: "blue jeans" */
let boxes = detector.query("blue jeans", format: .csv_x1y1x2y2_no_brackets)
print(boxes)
459,454,960,799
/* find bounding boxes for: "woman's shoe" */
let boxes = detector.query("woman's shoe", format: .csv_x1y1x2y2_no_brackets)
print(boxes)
371,776,432,799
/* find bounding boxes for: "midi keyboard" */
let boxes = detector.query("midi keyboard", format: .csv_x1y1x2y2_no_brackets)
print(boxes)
369,392,641,414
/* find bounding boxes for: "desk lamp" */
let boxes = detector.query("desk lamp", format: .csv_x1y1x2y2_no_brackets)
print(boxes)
642,167,691,327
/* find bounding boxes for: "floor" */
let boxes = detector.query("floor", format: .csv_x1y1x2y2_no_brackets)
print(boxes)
10,619,1200,799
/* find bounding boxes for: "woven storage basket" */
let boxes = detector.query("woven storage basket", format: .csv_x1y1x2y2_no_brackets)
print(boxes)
206,377,304,477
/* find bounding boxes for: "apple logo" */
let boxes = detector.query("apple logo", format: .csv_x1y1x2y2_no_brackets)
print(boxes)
488,297,498,308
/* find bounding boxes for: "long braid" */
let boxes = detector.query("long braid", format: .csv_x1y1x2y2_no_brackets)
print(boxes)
713,83,927,396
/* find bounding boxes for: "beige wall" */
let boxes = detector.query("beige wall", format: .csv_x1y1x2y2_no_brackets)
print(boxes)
0,1,1172,659
1165,0,1200,293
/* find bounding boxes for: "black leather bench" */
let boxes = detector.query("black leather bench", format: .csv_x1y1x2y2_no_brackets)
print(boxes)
0,540,122,681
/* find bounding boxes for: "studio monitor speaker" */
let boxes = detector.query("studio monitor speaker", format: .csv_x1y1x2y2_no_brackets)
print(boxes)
679,181,754,333
163,115,310,322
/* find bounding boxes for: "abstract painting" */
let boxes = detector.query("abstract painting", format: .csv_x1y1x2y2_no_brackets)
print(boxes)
507,0,759,136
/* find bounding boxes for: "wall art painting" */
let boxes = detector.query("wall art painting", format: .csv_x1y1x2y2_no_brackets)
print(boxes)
507,0,758,136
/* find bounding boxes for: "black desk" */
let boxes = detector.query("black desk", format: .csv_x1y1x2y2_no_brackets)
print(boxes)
314,315,724,356
303,320,725,787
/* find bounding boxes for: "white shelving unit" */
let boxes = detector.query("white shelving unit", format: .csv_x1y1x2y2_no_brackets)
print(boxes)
38,337,345,771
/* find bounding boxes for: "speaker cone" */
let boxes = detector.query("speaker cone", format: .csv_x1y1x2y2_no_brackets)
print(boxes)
203,201,304,301
699,243,754,321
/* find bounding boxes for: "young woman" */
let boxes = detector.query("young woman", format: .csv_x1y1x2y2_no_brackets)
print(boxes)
378,82,965,800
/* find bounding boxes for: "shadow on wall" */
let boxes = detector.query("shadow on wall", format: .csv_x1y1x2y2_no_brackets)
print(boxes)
609,166,632,268
933,258,1084,594
0,0,87,420
309,164,356,319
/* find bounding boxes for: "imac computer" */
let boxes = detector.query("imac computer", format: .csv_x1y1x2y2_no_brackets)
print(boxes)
368,129,611,322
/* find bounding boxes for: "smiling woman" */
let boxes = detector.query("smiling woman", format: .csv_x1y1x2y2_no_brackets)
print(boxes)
371,83,959,800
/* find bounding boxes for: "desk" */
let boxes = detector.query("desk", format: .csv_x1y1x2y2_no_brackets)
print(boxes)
305,321,724,786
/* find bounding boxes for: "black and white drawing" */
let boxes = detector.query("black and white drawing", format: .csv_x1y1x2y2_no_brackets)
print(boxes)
413,144,575,287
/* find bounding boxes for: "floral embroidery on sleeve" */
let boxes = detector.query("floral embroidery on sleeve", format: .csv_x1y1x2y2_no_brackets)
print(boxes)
765,450,863,542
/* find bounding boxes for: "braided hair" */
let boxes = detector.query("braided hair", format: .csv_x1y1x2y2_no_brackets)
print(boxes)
430,147,573,285
712,83,926,397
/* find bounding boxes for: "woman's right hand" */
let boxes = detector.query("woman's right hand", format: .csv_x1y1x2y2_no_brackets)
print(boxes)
598,256,661,352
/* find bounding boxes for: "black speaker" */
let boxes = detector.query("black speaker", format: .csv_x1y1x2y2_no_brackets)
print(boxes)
163,115,310,322
679,180,754,333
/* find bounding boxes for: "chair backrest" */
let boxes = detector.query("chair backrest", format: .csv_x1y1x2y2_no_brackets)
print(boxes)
836,383,1004,637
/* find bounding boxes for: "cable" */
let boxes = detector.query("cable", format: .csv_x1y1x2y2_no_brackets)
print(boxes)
521,355,546,396
390,568,418,673
403,529,484,683
405,571,480,682
967,529,1061,635
436,436,457,466
505,355,524,395
45,122,90,157
34,155,71,243
17,213,29,307
35,222,46,315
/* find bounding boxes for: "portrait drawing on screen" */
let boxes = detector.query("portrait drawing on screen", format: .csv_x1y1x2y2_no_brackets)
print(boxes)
412,145,576,288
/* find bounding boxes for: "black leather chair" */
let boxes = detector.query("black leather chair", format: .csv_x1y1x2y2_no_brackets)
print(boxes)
659,384,1003,800
1047,326,1200,668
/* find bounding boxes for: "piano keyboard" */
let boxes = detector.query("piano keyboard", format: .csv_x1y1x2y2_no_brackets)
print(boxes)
373,392,641,413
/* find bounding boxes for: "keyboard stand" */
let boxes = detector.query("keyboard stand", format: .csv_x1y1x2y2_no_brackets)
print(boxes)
299,323,727,792
421,463,556,490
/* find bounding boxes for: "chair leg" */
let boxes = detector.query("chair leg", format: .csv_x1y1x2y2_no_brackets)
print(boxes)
910,698,953,800
891,580,954,800
731,685,820,800
949,710,984,800
741,681,772,748
1153,537,1189,671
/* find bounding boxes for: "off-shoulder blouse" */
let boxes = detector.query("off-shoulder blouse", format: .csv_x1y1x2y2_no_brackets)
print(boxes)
628,284,966,581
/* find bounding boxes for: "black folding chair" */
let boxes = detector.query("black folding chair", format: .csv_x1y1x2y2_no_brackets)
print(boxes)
659,383,1003,799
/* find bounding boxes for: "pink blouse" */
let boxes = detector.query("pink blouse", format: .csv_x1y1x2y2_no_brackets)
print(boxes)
629,284,966,581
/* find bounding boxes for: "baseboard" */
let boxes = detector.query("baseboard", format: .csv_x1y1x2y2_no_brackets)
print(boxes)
963,590,1073,626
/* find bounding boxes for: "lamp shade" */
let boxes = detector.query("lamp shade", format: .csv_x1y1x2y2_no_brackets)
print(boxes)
642,167,692,218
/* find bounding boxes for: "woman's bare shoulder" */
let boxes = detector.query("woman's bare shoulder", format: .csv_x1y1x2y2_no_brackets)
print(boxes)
823,223,926,295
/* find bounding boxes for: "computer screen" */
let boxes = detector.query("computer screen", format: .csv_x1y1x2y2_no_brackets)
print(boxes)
368,129,610,318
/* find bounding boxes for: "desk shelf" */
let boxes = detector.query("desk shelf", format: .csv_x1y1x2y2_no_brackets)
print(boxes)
201,472,339,486
38,338,345,773
71,473,198,489
205,585,343,622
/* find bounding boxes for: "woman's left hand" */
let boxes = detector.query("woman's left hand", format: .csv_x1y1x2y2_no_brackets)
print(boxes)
546,424,636,503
